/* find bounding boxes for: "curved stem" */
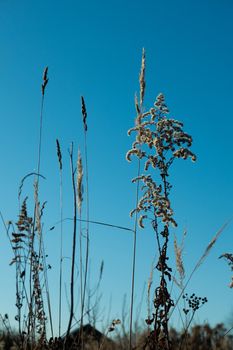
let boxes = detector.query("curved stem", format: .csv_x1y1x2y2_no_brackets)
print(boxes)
66,144,77,344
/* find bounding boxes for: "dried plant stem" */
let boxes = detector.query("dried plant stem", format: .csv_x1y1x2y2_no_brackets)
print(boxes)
0,211,12,242
56,138,63,336
126,51,197,349
224,325,233,337
81,106,90,350
79,209,84,345
80,96,90,350
65,143,78,344
54,217,134,233
58,158,63,337
179,310,195,350
27,69,48,347
0,215,23,338
41,239,54,338
129,158,141,350
76,148,84,347
37,92,45,177
37,65,48,179
129,49,146,350
170,220,230,319
18,173,46,203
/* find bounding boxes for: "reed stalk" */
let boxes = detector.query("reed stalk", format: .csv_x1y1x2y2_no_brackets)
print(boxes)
56,139,63,337
80,96,90,350
65,143,78,346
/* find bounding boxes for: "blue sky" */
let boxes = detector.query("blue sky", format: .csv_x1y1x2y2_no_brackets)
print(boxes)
0,0,233,337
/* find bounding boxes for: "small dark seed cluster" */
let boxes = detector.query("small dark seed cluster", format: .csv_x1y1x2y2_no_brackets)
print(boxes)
182,293,208,314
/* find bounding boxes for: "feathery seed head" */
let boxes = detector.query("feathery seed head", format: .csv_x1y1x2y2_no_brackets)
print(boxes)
139,48,146,107
174,236,185,284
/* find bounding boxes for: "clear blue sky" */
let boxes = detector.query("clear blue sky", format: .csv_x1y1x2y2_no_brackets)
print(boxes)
0,0,233,337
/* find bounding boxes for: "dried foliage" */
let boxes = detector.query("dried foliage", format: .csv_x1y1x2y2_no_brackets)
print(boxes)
127,49,196,350
2,52,231,350
9,196,47,348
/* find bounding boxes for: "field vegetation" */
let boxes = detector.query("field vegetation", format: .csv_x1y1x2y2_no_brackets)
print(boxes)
0,51,232,350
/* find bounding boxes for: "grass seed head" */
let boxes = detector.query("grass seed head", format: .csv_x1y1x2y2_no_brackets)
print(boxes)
81,96,88,131
139,48,146,107
42,66,49,95
56,139,62,170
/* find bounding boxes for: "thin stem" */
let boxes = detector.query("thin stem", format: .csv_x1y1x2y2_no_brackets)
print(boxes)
81,119,90,350
52,217,134,233
179,311,195,350
170,220,230,319
58,168,63,337
28,87,46,346
66,143,78,344
42,238,54,338
37,94,44,177
129,157,141,350
79,208,83,342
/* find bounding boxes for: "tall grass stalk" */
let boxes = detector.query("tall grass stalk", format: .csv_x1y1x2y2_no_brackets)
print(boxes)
41,238,54,338
129,158,140,350
77,148,84,348
37,66,48,176
129,48,145,350
65,143,78,345
27,67,49,347
80,96,90,350
56,139,63,337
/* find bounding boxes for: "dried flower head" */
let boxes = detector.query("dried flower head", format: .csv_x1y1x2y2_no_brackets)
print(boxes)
42,66,49,95
174,235,185,284
182,293,208,314
139,48,146,107
81,96,87,131
56,139,62,170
